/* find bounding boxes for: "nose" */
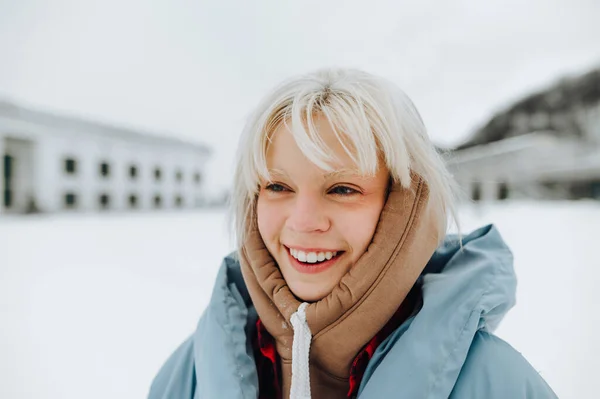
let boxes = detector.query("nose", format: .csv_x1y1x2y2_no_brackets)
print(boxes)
285,192,330,233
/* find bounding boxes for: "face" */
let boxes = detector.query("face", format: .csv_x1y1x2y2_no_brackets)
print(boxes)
256,115,390,302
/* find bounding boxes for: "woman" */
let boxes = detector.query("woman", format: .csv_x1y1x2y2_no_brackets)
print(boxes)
148,69,557,398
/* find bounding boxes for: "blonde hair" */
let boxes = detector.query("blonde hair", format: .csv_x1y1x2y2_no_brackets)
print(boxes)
230,68,459,248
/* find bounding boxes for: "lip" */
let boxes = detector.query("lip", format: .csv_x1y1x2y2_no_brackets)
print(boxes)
285,246,343,275
284,245,341,253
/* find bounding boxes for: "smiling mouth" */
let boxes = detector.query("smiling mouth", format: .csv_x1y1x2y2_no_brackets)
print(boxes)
284,245,344,275
286,246,344,264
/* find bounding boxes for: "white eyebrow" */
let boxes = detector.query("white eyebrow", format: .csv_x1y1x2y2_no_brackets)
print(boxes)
266,167,362,181
323,168,362,179
266,168,289,180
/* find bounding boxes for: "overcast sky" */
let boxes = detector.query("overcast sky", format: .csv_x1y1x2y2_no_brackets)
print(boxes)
1,0,599,191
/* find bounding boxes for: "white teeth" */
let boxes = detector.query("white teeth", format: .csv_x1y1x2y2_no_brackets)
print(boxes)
289,248,339,263
297,250,307,262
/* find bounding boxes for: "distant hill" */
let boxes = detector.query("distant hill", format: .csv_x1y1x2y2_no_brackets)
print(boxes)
456,67,600,150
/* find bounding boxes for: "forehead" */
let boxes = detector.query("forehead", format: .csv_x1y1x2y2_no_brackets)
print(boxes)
266,115,357,170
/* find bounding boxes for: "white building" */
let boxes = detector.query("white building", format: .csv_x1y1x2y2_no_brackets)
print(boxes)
445,68,600,203
0,100,211,215
445,132,600,202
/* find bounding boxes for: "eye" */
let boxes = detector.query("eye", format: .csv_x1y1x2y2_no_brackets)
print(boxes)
265,183,288,193
329,185,359,196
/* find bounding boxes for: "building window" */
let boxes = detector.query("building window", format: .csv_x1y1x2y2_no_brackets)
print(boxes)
129,165,138,180
64,192,77,209
153,194,162,208
176,169,183,183
154,167,162,181
3,154,13,209
194,171,202,185
128,194,138,208
571,179,600,199
64,158,77,174
175,195,183,208
498,182,509,201
3,190,11,209
99,193,110,209
592,181,600,199
471,182,481,202
100,162,110,178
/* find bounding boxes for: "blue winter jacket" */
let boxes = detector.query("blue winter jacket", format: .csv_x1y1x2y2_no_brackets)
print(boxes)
148,225,557,398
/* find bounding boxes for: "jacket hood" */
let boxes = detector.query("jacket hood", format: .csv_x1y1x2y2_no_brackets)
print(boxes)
189,224,515,398
358,224,516,397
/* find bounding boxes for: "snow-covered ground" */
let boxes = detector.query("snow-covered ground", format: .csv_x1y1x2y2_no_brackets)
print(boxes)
1,201,598,399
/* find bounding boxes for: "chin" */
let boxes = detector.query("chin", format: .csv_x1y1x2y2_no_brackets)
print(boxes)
288,283,332,303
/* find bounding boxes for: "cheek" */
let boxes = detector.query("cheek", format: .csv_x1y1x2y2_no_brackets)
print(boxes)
339,204,384,256
256,197,282,244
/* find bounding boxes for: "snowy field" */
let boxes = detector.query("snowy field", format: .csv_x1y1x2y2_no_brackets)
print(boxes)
1,201,598,399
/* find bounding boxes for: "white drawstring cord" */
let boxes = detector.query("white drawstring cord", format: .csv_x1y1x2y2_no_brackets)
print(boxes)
290,302,312,399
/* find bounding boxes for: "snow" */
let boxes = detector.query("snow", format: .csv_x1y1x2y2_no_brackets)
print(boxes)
1,202,598,398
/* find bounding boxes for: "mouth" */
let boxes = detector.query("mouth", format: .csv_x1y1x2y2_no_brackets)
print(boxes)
284,246,345,274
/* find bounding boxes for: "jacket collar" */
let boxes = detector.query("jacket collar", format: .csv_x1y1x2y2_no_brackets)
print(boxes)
192,224,515,398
